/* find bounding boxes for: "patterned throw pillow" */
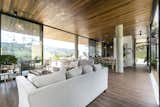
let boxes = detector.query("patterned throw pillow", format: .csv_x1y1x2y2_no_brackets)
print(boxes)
93,64,102,71
66,67,82,79
82,65,93,74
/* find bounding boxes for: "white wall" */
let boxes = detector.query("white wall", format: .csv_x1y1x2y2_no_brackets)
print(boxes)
114,36,134,67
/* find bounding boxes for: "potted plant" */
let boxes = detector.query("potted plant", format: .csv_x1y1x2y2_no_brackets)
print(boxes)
151,58,157,69
0,55,17,65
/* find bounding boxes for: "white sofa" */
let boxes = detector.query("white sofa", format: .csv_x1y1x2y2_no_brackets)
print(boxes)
16,67,108,107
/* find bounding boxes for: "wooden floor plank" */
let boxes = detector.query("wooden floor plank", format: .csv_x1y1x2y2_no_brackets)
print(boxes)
88,67,157,107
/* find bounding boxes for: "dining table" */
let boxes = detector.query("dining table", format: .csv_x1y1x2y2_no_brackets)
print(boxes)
95,57,116,71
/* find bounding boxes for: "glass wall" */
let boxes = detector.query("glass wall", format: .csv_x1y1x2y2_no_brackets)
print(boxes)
150,4,159,85
78,37,89,59
1,14,42,63
89,40,96,58
0,13,97,68
96,42,102,57
43,26,75,62
135,36,147,65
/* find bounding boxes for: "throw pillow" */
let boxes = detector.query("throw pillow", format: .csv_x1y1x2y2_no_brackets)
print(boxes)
82,65,93,74
66,67,82,79
42,70,52,75
93,64,102,71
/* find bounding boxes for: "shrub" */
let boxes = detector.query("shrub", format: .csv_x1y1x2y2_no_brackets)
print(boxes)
0,55,17,65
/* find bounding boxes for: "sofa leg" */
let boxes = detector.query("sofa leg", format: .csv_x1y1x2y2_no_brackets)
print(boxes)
103,90,106,93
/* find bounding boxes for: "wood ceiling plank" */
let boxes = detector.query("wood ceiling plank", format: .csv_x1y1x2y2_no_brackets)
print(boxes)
0,0,153,41
2,0,11,12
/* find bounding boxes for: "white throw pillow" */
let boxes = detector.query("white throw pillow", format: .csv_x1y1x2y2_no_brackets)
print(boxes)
93,64,102,71
66,67,82,79
31,71,66,88
82,65,93,74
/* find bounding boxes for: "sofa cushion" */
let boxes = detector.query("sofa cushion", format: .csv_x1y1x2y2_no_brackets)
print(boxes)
93,64,102,71
66,67,82,79
82,65,93,74
31,71,66,88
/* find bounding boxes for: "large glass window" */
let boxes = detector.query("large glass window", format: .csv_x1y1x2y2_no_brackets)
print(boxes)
150,4,159,85
43,26,75,61
135,36,147,65
78,37,89,59
1,14,42,63
96,42,102,57
89,40,96,58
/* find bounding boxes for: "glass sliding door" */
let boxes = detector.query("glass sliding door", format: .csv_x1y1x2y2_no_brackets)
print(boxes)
89,39,96,58
150,5,159,85
135,36,147,65
1,14,42,63
96,42,102,57
43,26,75,62
78,37,89,59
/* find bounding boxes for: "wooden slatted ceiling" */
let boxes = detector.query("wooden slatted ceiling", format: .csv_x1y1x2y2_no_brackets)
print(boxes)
0,0,152,41
44,26,88,45
44,26,75,42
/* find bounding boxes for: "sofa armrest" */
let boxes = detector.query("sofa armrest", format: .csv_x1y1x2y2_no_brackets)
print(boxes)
16,76,36,107
16,76,36,94
101,67,108,89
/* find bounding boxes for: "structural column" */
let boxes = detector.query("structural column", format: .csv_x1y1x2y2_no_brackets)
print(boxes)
75,35,78,58
115,24,124,73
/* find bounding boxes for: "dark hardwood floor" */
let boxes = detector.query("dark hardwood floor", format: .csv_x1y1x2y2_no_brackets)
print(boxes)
88,66,158,107
0,66,158,107
0,80,18,107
